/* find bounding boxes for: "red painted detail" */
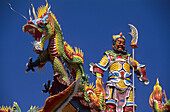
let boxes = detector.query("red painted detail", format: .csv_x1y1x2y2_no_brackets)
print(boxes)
50,47,56,50
35,51,43,54
106,104,116,112
40,13,47,18
64,44,73,60
120,70,125,78
110,56,114,61
125,56,128,60
108,55,112,61
93,66,104,74
119,61,124,63
28,20,34,24
140,67,148,80
49,36,58,57
130,44,138,48
24,25,42,39
73,54,84,62
116,56,123,59
124,106,134,112
37,20,44,26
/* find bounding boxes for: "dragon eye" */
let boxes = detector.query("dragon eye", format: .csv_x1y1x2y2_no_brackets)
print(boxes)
37,21,45,28
27,20,34,24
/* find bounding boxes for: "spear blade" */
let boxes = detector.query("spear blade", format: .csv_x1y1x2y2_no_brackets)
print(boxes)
128,24,138,48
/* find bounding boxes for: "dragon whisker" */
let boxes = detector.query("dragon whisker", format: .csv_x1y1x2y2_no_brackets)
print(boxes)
7,3,28,21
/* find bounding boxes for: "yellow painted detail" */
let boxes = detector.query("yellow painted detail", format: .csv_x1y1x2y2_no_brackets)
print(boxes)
99,55,108,66
126,78,131,81
117,79,127,88
64,41,75,53
76,70,81,80
40,43,44,50
127,90,133,103
0,106,12,111
108,87,113,100
37,0,61,31
96,73,102,77
109,62,122,71
74,55,84,63
123,62,130,73
37,5,46,18
74,47,84,57
112,32,125,41
109,76,131,82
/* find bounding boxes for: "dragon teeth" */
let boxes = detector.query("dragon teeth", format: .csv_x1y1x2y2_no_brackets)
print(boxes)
42,33,45,37
28,28,35,33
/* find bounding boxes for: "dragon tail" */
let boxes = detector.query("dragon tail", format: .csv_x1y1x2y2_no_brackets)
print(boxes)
42,78,80,112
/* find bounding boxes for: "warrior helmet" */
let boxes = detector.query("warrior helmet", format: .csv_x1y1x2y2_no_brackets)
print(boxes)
112,32,125,45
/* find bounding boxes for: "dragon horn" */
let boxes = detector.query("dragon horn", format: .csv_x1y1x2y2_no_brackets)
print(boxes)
31,4,37,19
29,8,32,20
45,0,49,12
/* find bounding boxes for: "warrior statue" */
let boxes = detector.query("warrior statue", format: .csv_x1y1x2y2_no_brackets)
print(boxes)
90,32,149,112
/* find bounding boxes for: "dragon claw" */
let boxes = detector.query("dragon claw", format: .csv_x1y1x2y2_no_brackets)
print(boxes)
25,57,35,73
26,63,29,67
29,57,32,63
42,80,51,94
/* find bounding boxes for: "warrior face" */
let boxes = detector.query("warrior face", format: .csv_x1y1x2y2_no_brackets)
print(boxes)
113,38,125,50
113,38,127,54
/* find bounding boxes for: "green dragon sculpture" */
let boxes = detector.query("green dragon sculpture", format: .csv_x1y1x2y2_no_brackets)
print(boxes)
23,0,86,88
22,1,105,111
0,0,122,111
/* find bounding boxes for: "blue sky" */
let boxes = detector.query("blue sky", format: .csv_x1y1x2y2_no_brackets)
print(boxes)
0,0,170,111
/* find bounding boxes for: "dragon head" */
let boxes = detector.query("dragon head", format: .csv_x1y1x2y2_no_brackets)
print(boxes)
12,102,21,112
23,0,56,54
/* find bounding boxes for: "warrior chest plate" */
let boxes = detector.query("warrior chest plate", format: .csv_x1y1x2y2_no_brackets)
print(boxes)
109,56,130,73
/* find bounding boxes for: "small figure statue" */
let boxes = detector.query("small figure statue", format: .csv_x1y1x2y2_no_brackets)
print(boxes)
90,32,149,112
149,78,170,112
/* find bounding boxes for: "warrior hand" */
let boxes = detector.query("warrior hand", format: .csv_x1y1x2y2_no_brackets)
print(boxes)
25,57,35,73
131,61,137,70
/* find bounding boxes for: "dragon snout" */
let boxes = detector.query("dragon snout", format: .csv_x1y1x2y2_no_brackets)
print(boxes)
27,19,46,28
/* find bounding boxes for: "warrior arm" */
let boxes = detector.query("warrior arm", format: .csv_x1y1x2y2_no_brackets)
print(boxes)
89,55,108,99
89,54,110,76
130,57,149,85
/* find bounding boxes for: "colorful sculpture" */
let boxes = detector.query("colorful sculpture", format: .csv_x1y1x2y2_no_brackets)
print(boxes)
149,78,170,112
0,102,21,112
23,0,86,91
1,1,152,112
89,31,149,112
23,0,89,111
22,0,107,111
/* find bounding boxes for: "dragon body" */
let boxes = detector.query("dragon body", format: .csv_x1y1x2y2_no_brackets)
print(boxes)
23,0,85,86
